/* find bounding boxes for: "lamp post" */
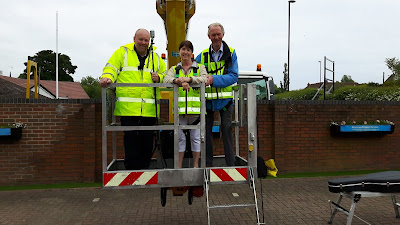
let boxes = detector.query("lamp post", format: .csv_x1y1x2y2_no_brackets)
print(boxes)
318,60,321,83
287,0,295,91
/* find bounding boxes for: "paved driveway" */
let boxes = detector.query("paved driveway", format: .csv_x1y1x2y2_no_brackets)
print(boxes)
1,177,399,225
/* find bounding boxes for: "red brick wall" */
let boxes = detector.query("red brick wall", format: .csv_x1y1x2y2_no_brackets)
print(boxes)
256,101,400,173
1,99,400,185
0,99,100,185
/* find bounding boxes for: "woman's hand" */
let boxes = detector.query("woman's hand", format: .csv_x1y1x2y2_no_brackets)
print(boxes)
175,77,190,85
181,82,191,91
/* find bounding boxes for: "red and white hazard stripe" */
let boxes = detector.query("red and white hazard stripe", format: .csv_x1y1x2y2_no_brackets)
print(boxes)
210,168,247,182
104,171,158,187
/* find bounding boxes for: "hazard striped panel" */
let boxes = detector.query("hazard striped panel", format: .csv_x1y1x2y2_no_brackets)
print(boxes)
210,168,248,182
104,171,158,187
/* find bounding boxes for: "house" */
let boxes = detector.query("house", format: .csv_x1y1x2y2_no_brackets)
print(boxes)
0,75,89,99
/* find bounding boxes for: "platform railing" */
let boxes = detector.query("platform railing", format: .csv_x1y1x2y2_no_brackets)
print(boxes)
102,83,206,172
101,83,258,189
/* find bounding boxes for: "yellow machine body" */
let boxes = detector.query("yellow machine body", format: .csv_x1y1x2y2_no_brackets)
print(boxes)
26,59,39,99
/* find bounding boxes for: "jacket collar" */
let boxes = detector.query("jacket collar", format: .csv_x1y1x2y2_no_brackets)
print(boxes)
177,60,198,68
124,42,157,51
208,40,231,62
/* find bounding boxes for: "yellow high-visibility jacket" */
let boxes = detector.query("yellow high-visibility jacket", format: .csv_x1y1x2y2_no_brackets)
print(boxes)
101,43,166,117
199,47,235,100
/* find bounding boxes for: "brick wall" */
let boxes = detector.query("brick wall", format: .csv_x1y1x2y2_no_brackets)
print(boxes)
0,99,100,185
1,99,400,185
256,100,400,173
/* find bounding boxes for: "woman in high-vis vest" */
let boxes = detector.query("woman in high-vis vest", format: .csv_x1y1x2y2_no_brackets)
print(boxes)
163,40,208,168
100,29,166,170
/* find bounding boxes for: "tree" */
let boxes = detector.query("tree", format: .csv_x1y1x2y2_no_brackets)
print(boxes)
81,76,102,99
283,63,289,91
341,75,354,82
19,50,77,81
385,57,400,79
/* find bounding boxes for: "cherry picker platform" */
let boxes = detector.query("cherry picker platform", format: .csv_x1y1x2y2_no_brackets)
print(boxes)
102,83,263,224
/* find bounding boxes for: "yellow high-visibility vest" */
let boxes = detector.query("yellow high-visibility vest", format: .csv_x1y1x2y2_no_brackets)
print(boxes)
172,65,202,115
101,43,166,117
200,47,235,100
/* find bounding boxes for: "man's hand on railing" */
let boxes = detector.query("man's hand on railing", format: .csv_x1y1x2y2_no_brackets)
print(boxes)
151,72,160,83
205,75,213,86
100,77,112,88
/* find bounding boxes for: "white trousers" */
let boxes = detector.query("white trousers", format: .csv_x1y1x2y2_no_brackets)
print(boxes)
179,116,201,153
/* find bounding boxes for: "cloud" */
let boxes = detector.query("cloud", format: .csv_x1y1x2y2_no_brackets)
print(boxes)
0,0,399,89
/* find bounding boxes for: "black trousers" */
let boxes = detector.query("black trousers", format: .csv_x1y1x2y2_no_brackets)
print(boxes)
205,104,235,166
120,116,156,170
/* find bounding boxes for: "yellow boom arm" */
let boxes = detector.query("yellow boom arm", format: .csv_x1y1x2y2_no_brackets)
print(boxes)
156,0,195,68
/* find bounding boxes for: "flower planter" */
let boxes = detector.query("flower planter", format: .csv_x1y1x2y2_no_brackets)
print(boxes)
0,127,23,140
330,124,395,135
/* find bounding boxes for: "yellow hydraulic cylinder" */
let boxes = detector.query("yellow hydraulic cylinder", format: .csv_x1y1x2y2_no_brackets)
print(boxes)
156,0,195,68
156,0,196,122
26,57,39,99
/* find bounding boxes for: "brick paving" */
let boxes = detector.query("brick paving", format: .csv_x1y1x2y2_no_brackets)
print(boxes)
1,176,399,225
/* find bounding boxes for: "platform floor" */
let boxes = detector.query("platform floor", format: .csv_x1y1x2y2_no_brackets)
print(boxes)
1,176,399,225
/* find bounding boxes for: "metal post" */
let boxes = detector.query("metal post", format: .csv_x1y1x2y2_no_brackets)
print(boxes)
319,60,321,83
247,84,257,168
56,11,59,99
111,89,117,161
324,56,326,100
101,87,107,173
288,0,296,91
200,83,206,168
383,72,385,84
173,84,180,169
234,87,239,156
332,60,335,93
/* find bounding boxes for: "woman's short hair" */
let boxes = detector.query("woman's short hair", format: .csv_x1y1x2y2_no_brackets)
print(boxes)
179,40,194,52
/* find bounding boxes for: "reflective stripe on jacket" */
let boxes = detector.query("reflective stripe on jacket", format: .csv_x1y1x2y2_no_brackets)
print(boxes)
101,42,166,117
200,46,235,100
173,65,202,115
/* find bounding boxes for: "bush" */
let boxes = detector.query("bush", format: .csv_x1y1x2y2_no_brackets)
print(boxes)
324,85,400,101
275,88,320,100
382,80,400,87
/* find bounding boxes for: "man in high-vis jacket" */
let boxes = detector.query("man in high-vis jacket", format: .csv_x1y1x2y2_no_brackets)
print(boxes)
100,29,166,170
195,23,238,167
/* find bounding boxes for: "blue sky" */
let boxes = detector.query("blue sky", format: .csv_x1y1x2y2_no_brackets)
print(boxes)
0,0,399,90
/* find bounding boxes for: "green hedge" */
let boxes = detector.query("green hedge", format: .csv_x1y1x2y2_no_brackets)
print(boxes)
275,85,400,101
325,85,400,101
275,88,321,100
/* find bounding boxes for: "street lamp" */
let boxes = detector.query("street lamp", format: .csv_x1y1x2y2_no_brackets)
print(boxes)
287,0,295,91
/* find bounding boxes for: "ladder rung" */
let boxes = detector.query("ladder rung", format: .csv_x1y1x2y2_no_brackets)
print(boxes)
209,203,255,209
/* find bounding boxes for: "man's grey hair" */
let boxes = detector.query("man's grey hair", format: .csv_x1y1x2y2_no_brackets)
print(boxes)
208,23,225,35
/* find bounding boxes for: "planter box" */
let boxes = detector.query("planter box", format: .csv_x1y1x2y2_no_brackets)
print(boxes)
330,124,395,135
0,127,23,140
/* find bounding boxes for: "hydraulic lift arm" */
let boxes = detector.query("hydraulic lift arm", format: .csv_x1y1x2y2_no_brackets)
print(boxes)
156,0,196,68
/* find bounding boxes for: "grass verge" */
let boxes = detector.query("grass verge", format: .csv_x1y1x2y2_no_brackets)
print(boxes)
268,170,388,179
0,182,102,191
